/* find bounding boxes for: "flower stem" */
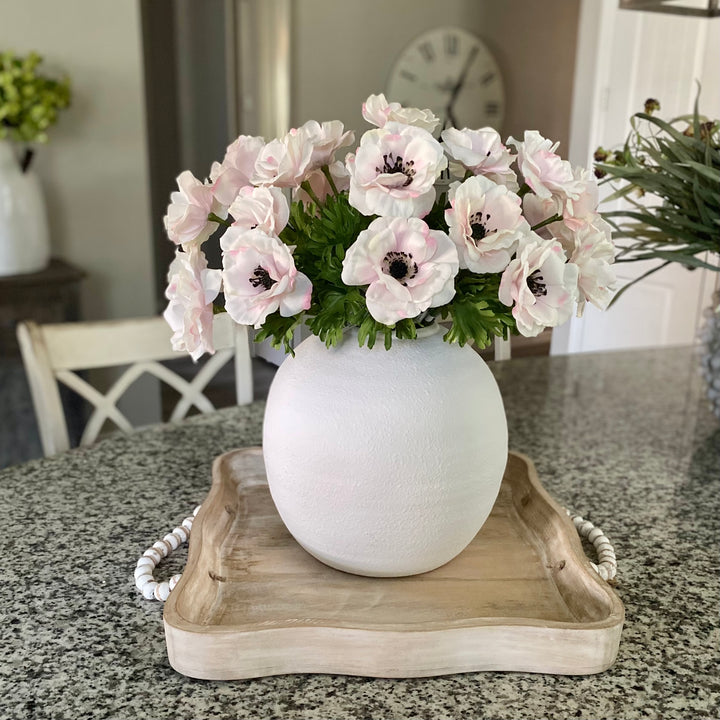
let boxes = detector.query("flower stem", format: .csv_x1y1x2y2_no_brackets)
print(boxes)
300,180,323,208
321,165,338,195
208,212,231,227
517,182,531,198
531,213,563,232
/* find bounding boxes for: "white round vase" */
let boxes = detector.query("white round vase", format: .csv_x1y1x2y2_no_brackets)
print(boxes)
0,141,50,277
262,324,509,577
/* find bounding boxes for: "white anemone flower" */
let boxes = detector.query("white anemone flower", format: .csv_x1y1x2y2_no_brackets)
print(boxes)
221,228,312,328
163,247,222,361
445,175,529,274
553,220,617,316
362,93,440,133
346,121,447,218
209,134,265,207
300,119,355,171
252,127,313,188
341,216,459,325
441,127,517,188
508,131,584,203
164,170,224,248
228,185,290,236
498,234,579,337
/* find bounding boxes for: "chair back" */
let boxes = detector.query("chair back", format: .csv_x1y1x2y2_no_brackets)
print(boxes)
16,313,252,456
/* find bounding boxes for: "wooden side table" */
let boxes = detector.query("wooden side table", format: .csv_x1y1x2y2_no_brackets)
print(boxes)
0,258,85,357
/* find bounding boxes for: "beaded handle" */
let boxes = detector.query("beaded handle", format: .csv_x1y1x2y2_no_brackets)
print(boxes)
134,506,200,601
566,510,618,582
135,505,618,601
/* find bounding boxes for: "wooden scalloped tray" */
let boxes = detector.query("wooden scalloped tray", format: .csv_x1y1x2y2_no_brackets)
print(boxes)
163,447,624,680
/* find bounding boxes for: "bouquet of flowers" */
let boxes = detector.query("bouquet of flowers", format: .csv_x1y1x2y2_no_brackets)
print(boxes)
163,94,616,359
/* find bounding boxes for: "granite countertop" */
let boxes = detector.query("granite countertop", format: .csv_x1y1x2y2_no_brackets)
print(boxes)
1,346,718,720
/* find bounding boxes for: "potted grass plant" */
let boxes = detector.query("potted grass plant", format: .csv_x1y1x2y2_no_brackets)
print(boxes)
596,94,720,417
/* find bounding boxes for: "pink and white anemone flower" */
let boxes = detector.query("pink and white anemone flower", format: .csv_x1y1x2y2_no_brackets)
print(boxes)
252,127,314,188
228,185,290,236
362,93,440,133
209,134,265,207
164,170,225,248
221,228,312,328
441,127,518,189
508,130,584,203
445,174,529,274
346,121,447,218
300,119,355,171
163,247,222,361
553,219,617,316
498,234,579,337
341,216,459,325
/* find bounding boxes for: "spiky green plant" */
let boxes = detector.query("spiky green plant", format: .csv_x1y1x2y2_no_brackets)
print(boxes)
595,94,719,303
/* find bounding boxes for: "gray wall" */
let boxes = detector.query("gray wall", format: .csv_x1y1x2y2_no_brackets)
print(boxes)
290,0,580,151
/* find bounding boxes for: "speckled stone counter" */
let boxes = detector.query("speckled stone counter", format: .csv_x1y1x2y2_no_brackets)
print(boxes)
1,347,718,720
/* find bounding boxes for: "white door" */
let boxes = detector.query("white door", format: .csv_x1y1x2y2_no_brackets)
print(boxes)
552,0,720,355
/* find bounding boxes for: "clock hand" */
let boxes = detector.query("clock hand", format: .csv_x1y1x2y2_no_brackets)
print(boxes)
444,45,479,126
449,46,479,103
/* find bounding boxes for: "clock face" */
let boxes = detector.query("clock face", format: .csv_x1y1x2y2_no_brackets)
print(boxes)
387,27,505,132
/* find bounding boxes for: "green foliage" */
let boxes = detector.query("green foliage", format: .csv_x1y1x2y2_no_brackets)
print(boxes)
0,51,71,145
434,271,516,348
596,92,720,302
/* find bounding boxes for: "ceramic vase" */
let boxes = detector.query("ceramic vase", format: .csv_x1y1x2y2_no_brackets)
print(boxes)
700,290,720,420
0,141,50,277
262,324,508,577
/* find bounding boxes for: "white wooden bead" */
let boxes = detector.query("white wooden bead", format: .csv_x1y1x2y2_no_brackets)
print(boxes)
193,506,201,516
154,582,171,601
587,527,603,543
153,540,170,557
143,547,162,564
135,574,154,592
134,565,154,580
181,518,193,531
164,533,180,551
136,555,155,569
169,574,181,591
142,581,158,600
173,527,189,543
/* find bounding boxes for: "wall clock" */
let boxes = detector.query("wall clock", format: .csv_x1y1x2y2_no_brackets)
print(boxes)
386,26,505,132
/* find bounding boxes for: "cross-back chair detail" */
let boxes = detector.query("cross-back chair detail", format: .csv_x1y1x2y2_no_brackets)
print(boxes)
17,313,253,457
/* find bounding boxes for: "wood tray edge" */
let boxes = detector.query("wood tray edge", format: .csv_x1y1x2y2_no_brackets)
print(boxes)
163,447,624,679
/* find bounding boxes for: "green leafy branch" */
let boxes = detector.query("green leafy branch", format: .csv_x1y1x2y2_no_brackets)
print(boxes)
0,51,71,170
595,91,720,302
433,271,516,348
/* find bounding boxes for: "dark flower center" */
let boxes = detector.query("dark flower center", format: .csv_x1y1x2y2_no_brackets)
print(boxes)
382,251,418,285
526,270,547,297
249,265,275,291
470,211,494,243
376,152,416,187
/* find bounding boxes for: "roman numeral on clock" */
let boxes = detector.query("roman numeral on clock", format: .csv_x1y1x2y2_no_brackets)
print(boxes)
481,72,496,86
485,101,499,116
419,42,435,62
444,33,458,56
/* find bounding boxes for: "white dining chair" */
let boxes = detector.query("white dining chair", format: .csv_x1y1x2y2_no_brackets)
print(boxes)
16,312,253,457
